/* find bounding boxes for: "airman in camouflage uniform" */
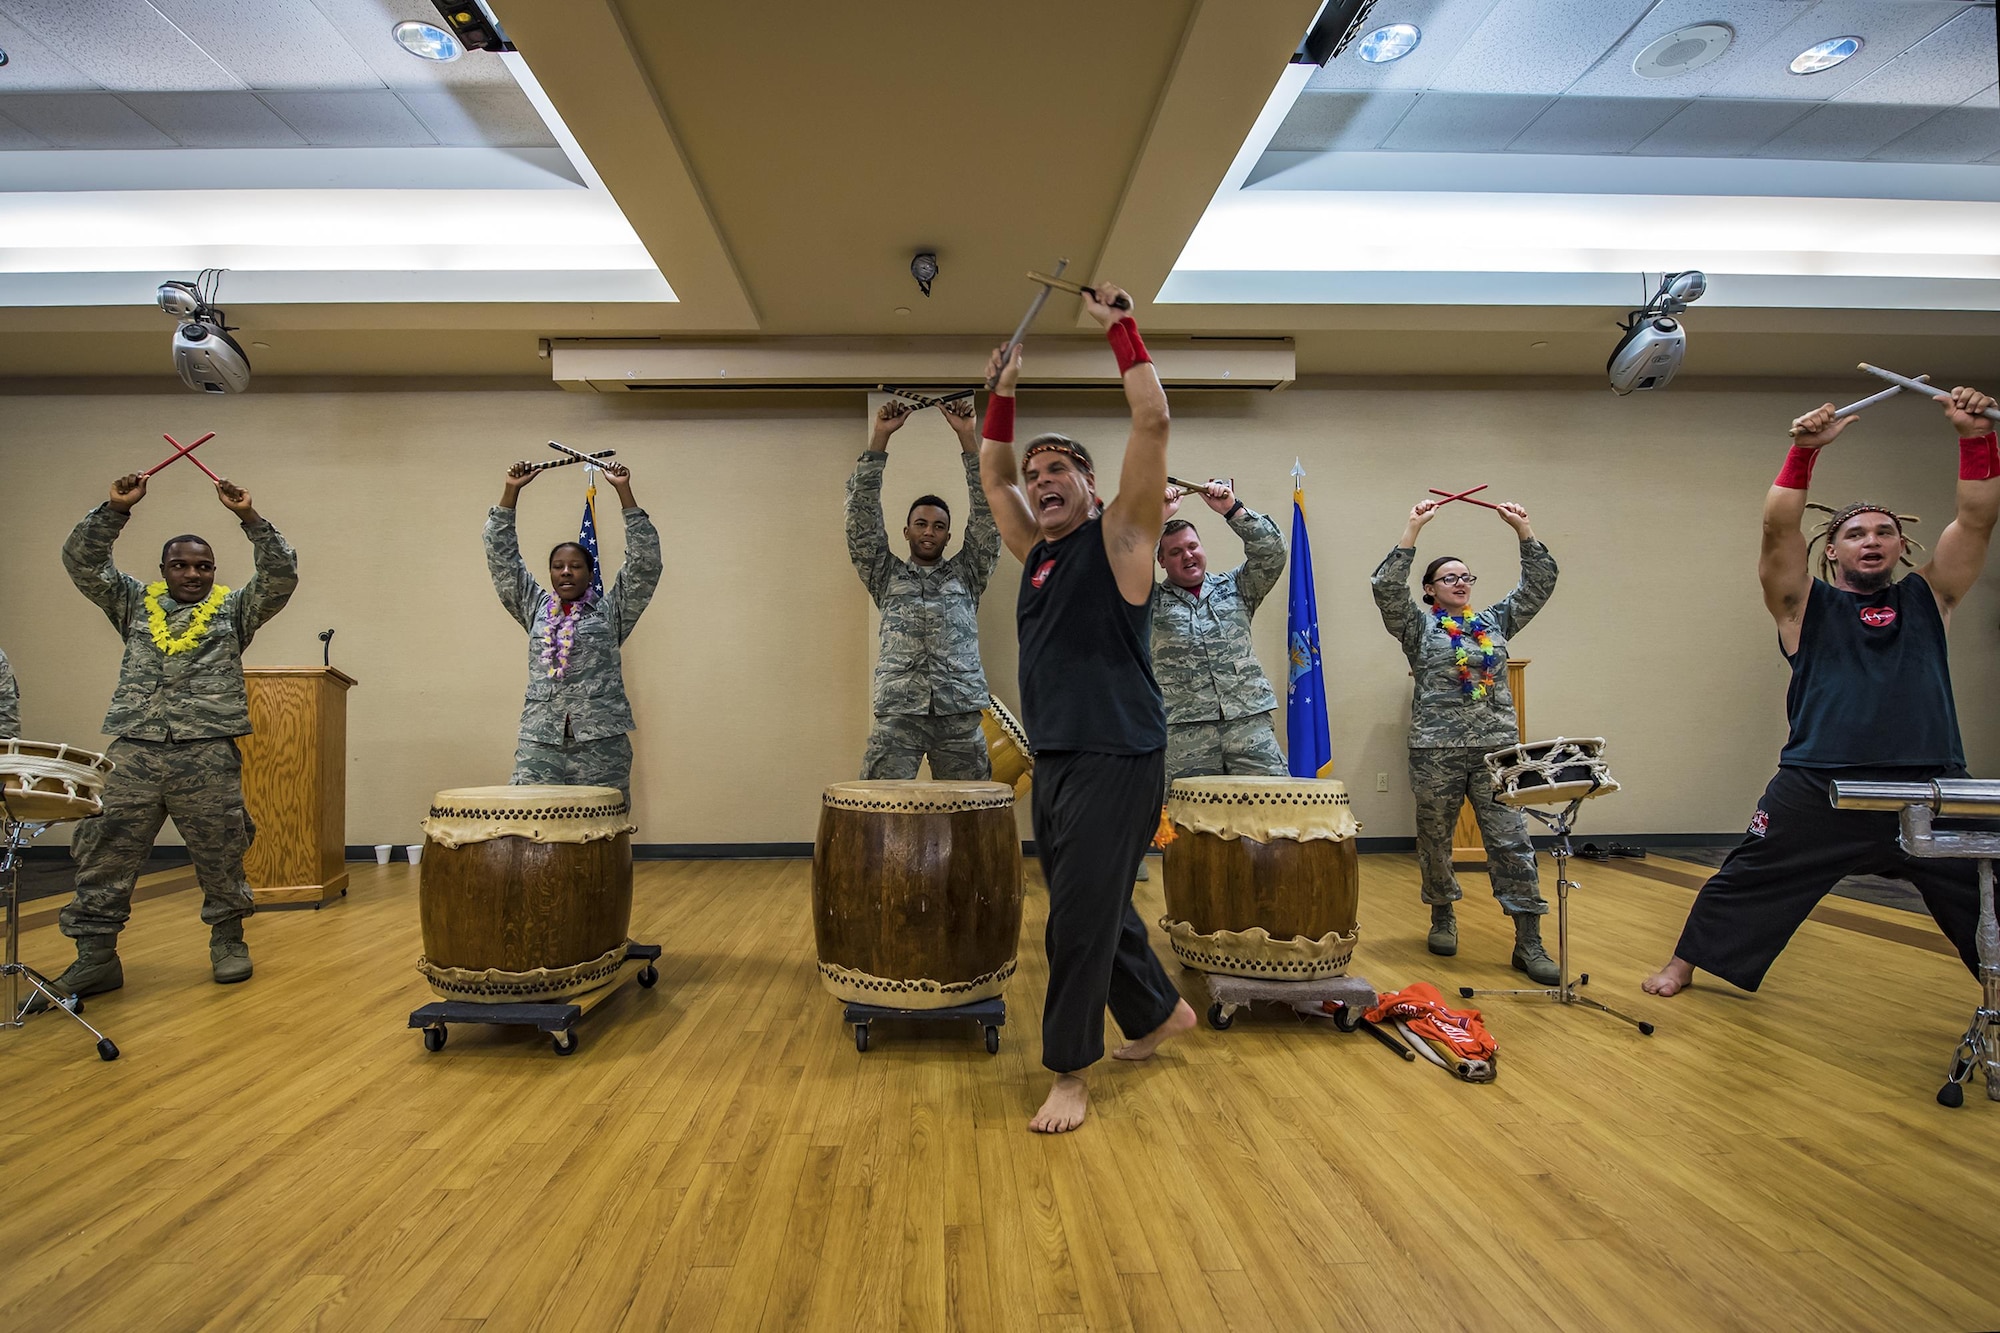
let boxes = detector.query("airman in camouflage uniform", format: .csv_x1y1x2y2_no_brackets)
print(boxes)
1153,479,1288,785
31,471,298,1010
1371,496,1559,981
846,399,999,780
488,460,661,805
0,647,18,738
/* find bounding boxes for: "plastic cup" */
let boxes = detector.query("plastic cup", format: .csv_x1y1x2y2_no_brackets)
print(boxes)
374,844,391,865
406,843,424,867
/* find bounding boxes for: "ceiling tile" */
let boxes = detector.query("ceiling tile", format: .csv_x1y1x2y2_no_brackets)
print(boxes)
1836,8,1998,107
1871,106,2000,164
0,91,176,146
259,89,436,145
118,91,310,148
1305,0,1504,93
1703,1,1962,102
1380,92,1555,151
0,102,49,146
145,0,383,92
1269,90,1419,152
1752,101,1940,159
398,88,557,148
0,0,238,91
301,0,516,91
1564,0,1812,101
1631,97,1811,155
0,11,96,90
1506,95,1687,154
1426,0,1655,96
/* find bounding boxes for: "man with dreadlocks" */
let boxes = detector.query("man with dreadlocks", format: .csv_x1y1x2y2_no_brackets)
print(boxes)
1644,384,2000,999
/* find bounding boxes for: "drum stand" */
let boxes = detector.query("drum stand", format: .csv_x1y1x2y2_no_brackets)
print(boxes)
2,813,120,1060
1890,805,2000,1108
1457,797,1655,1036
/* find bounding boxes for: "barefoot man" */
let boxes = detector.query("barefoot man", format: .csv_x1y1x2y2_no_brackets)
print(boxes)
1643,385,1999,998
979,281,1198,1133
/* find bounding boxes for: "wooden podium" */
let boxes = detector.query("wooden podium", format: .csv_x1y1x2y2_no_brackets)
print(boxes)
239,666,355,908
1452,658,1528,869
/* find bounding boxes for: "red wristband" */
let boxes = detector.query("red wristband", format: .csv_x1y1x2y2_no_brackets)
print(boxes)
1106,316,1150,375
983,393,1015,444
1774,443,1818,490
1959,432,1999,481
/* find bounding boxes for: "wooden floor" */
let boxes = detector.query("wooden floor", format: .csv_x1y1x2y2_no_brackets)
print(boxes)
2,852,1995,1332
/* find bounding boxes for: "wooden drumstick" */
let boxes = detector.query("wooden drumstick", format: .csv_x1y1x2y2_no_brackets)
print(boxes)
988,260,1067,391
1834,378,1925,418
1025,270,1135,312
144,431,222,481
520,448,615,474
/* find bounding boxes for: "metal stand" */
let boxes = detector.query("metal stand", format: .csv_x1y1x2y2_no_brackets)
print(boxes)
406,942,661,1057
1457,798,1655,1036
844,996,1005,1054
2,815,120,1060
1894,807,2000,1108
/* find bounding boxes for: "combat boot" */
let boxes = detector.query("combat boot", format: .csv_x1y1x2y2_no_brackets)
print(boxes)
1511,913,1560,985
210,919,253,984
24,935,122,1013
1426,903,1458,956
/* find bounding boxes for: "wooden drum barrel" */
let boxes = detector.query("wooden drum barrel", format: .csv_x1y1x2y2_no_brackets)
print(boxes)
1160,776,1361,980
812,780,1023,1009
417,785,636,1003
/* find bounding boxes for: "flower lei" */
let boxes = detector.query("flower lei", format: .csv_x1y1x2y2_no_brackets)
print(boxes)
540,594,582,679
145,581,230,656
1434,607,1501,700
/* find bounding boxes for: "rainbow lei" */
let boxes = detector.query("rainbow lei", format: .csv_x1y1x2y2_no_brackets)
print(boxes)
540,594,581,679
1434,607,1501,700
145,581,230,656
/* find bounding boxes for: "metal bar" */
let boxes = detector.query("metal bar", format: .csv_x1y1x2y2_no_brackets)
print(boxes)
1831,778,2000,817
1858,363,2000,421
1834,377,1926,418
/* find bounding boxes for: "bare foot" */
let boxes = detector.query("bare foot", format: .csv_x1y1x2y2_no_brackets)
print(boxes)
1641,957,1694,996
1113,998,1198,1061
1029,1074,1089,1133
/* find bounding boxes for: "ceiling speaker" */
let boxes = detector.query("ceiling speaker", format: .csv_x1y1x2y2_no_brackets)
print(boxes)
1633,24,1734,79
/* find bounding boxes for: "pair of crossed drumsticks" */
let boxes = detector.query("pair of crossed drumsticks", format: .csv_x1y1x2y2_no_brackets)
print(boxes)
143,432,223,482
1427,483,1499,511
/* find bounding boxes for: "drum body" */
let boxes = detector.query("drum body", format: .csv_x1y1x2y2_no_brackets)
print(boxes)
1161,777,1361,980
1484,737,1617,807
813,780,1022,1009
0,740,113,824
417,785,636,1003
980,696,1034,793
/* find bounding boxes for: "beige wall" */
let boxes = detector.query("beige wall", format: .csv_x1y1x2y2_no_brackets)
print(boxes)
1,378,1993,845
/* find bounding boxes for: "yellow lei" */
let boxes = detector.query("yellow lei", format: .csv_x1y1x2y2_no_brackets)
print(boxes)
145,581,231,655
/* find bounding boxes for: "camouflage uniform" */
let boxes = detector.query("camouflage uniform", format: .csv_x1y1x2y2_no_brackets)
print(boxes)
0,647,18,738
58,503,298,940
485,505,662,805
1152,506,1288,786
1371,540,1559,914
846,450,999,780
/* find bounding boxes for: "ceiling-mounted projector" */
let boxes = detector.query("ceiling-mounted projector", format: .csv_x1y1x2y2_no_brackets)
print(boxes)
157,269,251,394
1608,270,1706,395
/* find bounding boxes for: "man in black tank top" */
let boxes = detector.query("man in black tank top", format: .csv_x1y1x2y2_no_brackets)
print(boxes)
1643,384,2000,1000
978,281,1197,1133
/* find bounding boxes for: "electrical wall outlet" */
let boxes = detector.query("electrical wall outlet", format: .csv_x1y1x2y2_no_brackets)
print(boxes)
1376,772,1389,791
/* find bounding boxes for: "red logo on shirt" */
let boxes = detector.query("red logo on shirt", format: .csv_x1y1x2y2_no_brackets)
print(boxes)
1031,558,1056,589
1859,606,1896,627
1748,810,1769,838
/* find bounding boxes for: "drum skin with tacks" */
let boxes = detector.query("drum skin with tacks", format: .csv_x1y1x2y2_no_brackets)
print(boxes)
0,740,114,824
812,780,1023,1009
1161,776,1361,980
416,785,636,1004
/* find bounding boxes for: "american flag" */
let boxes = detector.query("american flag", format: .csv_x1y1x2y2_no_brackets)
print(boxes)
578,470,605,603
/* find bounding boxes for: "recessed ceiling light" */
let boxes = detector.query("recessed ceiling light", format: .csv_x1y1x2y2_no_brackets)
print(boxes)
1357,23,1421,64
1633,23,1734,79
1790,36,1863,75
392,20,463,62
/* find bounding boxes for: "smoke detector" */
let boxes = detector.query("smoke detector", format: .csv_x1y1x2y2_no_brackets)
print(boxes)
1633,24,1734,80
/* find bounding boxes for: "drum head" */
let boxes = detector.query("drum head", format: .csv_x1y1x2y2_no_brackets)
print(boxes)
1485,738,1617,807
822,779,1014,814
422,785,633,848
1166,776,1357,844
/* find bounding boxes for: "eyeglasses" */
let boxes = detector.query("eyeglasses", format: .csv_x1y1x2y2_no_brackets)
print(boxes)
1430,573,1476,586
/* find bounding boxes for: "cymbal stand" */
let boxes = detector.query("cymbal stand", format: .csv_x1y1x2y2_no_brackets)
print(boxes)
1458,796,1656,1035
1893,805,1998,1108
2,811,120,1059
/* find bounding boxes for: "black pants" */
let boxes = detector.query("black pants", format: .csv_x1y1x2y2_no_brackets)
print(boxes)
1031,749,1181,1073
1675,765,1981,991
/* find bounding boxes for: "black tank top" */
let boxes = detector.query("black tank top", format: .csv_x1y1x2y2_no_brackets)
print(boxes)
1017,516,1167,754
1780,573,1962,769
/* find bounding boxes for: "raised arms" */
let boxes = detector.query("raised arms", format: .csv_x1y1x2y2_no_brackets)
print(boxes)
1916,386,2000,624
978,346,1040,564
1762,403,1856,653
1090,284,1170,606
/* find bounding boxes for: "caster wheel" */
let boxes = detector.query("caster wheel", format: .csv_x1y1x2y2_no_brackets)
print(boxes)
1207,1002,1232,1031
1638,1022,1655,1037
985,1025,1000,1055
423,1026,447,1052
96,1038,119,1061
637,964,659,988
1938,1081,1965,1108
552,1030,578,1057
1332,1004,1361,1033
1458,987,1474,999
854,1024,870,1053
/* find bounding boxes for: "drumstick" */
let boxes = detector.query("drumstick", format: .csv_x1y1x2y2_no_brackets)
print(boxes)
1167,475,1230,497
987,259,1067,391
1427,484,1499,511
545,440,616,468
1397,1020,1452,1070
880,386,978,409
519,449,616,474
1834,377,1925,418
1859,363,2000,421
1359,1018,1416,1061
1024,269,1135,312
144,432,221,481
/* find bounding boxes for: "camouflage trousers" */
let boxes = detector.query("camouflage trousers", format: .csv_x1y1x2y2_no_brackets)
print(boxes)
1165,713,1288,792
512,732,633,806
62,737,256,940
861,712,991,781
1410,745,1546,915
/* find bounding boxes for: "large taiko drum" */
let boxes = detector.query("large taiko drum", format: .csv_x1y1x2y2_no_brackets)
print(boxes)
812,780,1023,1009
0,740,114,824
1160,776,1361,980
416,785,636,1004
980,696,1034,793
